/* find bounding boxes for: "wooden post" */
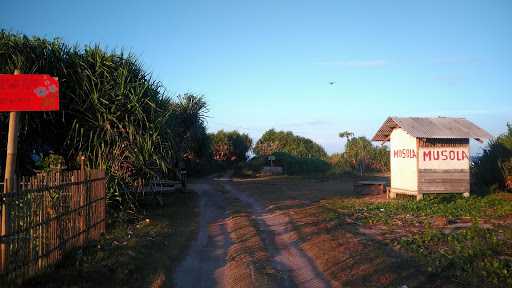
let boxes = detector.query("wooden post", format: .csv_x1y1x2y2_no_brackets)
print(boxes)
1,69,21,273
80,156,86,173
79,156,86,246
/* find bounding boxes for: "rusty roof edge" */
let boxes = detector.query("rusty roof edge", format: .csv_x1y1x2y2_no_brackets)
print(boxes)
371,116,493,141
371,116,400,141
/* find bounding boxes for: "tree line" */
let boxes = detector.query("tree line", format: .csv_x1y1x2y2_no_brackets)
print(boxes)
209,128,390,176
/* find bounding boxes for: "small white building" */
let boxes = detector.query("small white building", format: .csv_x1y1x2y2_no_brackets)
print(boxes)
372,117,492,200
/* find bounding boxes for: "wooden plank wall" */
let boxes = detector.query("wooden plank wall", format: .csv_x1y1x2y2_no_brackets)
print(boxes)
418,169,469,194
417,138,470,194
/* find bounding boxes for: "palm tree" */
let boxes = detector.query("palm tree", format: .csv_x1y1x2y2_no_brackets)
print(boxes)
338,131,354,142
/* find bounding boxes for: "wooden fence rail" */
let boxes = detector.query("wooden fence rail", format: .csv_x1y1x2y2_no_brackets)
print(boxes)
0,169,106,283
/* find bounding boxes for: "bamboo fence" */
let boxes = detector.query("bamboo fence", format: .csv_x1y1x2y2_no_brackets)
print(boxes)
0,169,106,283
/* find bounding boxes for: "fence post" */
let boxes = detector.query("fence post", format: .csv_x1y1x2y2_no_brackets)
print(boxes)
0,69,22,274
79,157,86,246
0,178,8,274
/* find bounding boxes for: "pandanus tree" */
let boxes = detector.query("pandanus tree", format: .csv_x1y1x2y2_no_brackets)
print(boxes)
0,31,210,210
338,131,354,142
473,123,512,192
167,94,210,172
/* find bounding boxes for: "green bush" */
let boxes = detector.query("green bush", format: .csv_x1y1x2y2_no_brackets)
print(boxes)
209,130,252,164
246,152,330,176
473,123,512,193
400,226,512,288
254,129,327,159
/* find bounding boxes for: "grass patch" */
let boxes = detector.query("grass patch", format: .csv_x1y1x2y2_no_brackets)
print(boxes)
23,191,199,288
324,193,512,225
400,225,512,288
322,193,512,287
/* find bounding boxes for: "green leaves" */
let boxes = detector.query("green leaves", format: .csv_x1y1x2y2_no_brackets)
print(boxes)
473,123,512,192
0,31,210,210
254,129,328,159
209,130,252,163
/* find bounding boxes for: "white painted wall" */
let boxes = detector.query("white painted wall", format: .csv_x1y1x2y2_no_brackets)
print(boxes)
390,128,418,191
418,146,470,170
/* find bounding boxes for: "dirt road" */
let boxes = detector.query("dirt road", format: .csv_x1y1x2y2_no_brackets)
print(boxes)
222,183,331,288
173,183,232,288
173,180,331,288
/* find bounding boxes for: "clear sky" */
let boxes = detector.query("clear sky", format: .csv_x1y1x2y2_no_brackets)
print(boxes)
2,0,511,154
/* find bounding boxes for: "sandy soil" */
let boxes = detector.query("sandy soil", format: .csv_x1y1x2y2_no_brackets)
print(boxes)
174,176,432,287
226,177,435,287
173,183,232,288
173,179,332,288
223,183,331,288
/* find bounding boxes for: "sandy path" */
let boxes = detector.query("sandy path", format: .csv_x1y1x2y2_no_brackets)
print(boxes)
222,183,331,288
173,183,232,288
174,180,330,288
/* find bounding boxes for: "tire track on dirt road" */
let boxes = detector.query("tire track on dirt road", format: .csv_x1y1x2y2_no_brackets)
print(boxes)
173,183,232,288
222,182,331,288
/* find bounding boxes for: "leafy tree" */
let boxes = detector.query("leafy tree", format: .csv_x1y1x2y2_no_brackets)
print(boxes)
338,131,354,142
473,123,512,192
369,145,390,172
332,135,390,175
254,129,327,159
345,137,373,176
328,153,352,173
209,130,252,164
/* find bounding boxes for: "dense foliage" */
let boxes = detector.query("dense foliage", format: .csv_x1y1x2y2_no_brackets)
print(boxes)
209,130,252,164
270,152,330,175
254,129,327,159
329,134,390,175
473,123,512,192
0,31,210,209
167,94,211,175
247,131,330,175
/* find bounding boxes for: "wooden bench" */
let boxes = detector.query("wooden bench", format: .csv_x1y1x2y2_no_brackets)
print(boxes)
354,180,388,195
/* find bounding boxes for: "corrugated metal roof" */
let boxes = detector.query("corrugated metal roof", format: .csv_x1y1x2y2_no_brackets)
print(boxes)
372,117,492,142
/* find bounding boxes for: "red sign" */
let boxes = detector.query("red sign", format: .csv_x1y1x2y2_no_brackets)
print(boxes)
393,149,416,159
0,74,59,111
422,150,469,161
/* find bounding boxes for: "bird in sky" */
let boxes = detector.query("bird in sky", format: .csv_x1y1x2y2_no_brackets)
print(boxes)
329,81,335,85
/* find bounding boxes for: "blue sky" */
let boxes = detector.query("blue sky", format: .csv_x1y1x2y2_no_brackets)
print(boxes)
2,0,511,154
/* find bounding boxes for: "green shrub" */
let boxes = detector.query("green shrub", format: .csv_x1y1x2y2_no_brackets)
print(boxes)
473,123,512,193
254,129,327,159
270,152,330,175
400,226,512,287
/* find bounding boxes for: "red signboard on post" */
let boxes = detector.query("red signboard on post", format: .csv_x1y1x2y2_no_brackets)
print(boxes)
0,74,59,111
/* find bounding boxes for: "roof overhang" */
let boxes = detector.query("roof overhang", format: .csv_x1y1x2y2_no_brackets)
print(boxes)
372,116,493,143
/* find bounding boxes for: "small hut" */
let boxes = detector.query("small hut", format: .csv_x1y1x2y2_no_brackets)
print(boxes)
372,117,492,200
